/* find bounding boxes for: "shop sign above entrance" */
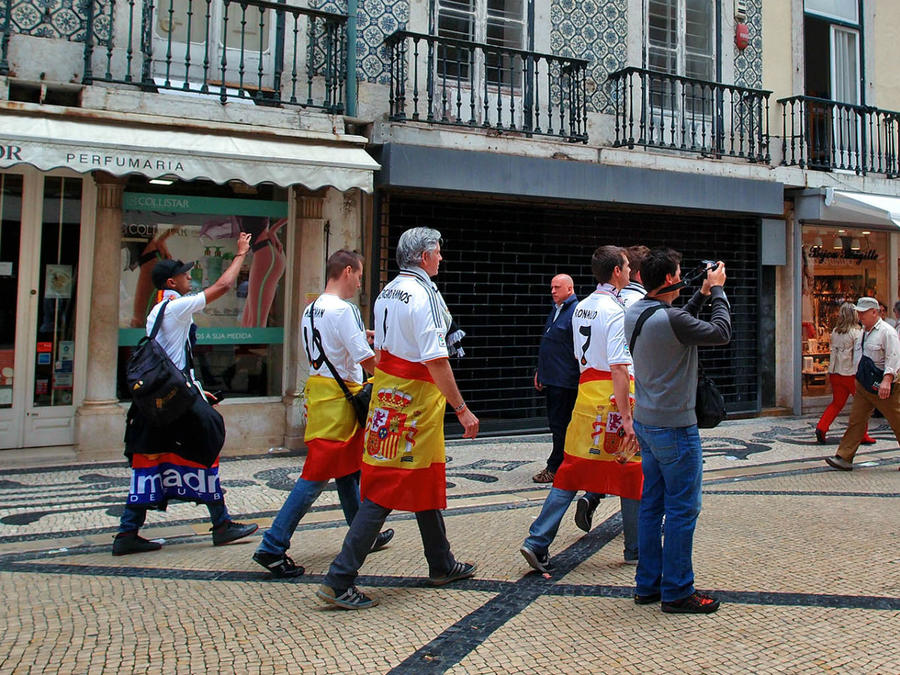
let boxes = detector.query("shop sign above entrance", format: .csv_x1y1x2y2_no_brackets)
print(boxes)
808,247,879,265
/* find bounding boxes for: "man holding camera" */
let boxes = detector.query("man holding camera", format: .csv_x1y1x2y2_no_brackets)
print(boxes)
252,250,394,578
624,249,730,614
826,296,900,471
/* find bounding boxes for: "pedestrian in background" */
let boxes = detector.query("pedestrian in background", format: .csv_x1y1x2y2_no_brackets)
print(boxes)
826,297,900,471
532,274,580,484
815,302,875,446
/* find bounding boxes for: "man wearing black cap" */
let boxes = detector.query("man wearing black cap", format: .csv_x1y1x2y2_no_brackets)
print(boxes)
113,232,259,556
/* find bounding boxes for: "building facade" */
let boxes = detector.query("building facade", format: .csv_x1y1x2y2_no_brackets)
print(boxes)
3,0,900,459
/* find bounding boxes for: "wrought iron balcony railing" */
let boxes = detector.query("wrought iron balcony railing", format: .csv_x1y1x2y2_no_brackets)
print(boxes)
608,66,771,163
78,0,347,111
779,95,900,177
384,30,589,143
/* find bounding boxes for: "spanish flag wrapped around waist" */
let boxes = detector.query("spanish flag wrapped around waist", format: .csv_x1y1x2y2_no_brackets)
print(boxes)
361,351,447,512
553,369,643,500
302,375,365,481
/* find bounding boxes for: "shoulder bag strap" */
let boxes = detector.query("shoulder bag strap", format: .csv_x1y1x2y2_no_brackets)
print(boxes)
310,298,355,402
628,302,667,355
148,300,169,340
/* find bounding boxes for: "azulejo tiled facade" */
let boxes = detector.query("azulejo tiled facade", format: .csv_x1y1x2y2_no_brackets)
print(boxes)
733,0,763,90
314,0,408,85
549,0,627,114
10,0,112,43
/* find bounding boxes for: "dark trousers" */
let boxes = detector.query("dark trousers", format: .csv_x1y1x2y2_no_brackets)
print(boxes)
544,385,578,473
324,499,456,591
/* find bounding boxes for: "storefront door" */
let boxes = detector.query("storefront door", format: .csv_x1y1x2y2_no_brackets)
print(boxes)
0,172,85,449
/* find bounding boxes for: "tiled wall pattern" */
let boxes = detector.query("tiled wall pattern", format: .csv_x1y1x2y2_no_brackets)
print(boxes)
733,0,763,89
315,0,409,85
549,0,627,113
9,0,110,42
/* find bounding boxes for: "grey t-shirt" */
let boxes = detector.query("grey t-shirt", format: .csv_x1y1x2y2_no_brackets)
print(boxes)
624,287,732,428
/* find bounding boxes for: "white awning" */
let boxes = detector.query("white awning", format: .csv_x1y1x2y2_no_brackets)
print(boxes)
823,189,900,229
0,112,379,191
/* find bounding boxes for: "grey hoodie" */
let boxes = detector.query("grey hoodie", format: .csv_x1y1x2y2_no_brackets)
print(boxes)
624,287,732,428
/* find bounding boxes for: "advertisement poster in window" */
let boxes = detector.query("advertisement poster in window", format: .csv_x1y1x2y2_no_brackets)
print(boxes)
117,193,288,398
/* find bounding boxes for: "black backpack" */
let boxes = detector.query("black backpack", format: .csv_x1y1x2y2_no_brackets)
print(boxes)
126,301,200,426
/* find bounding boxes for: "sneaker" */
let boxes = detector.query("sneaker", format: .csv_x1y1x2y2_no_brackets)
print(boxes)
532,468,555,483
861,436,877,445
623,557,638,566
316,584,378,610
252,551,305,578
634,592,661,605
519,544,553,574
211,521,259,546
112,532,162,556
825,455,853,471
815,428,827,444
661,591,720,614
429,561,477,586
574,496,596,532
370,528,395,553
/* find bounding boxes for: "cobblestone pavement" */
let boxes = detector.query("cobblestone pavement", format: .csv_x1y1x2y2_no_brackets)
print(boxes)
0,415,897,674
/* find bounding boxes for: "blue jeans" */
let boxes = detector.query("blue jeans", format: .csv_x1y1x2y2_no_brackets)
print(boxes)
119,501,230,533
523,487,639,561
256,472,361,556
633,421,703,603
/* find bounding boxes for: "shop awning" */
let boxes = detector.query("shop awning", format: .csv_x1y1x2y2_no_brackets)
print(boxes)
795,187,900,230
0,111,379,191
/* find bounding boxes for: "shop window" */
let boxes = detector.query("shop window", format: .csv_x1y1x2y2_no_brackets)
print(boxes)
116,191,288,400
801,228,888,398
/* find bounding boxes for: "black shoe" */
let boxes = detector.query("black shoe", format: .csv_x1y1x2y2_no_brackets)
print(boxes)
429,561,477,586
815,428,826,444
371,528,395,553
519,544,554,574
316,584,378,610
211,520,259,546
574,495,599,532
634,592,661,605
112,531,162,556
252,551,305,578
661,591,720,614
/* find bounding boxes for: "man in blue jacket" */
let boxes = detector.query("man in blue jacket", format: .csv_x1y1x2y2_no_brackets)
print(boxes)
532,274,581,483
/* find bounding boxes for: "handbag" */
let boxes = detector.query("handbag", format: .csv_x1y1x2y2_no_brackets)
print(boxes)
855,331,892,393
126,301,202,426
309,298,372,427
630,302,726,429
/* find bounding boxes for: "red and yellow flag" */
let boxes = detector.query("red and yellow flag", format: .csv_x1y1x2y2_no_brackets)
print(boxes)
361,352,447,512
553,370,643,500
302,375,365,481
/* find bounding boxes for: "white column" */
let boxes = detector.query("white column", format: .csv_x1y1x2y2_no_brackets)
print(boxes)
75,174,126,457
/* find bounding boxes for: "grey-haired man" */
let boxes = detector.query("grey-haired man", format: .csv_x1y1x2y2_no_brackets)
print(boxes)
828,296,900,471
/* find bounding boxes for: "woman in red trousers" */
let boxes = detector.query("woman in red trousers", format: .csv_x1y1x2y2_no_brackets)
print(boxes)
816,302,876,445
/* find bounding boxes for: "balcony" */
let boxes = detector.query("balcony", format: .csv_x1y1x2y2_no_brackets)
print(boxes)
779,95,900,177
608,66,771,163
2,0,347,111
384,30,589,143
